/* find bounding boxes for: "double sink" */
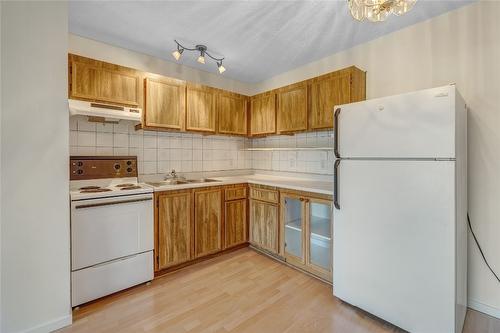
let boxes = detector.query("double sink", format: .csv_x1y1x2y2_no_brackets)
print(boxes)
145,178,220,187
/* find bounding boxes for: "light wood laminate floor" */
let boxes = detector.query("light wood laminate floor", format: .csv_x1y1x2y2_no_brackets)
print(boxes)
59,248,500,333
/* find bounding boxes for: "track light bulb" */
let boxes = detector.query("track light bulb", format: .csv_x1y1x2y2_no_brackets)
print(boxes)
217,62,226,74
197,54,205,64
172,48,183,61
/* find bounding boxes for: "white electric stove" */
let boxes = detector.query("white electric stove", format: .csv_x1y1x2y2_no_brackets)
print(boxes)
69,156,154,307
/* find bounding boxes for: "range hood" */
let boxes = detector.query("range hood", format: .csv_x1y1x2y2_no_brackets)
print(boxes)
68,99,142,122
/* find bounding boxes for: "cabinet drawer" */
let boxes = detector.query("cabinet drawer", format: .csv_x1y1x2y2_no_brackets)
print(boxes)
225,186,247,201
250,187,279,203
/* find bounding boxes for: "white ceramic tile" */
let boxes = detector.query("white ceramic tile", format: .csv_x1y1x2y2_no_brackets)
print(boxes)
143,135,157,149
113,122,129,134
181,160,193,172
96,123,113,133
77,118,95,132
157,160,170,173
69,117,78,131
193,160,203,172
69,146,78,155
193,149,203,161
69,131,78,146
182,137,192,149
96,147,113,156
143,148,157,162
77,146,95,155
129,134,143,148
77,131,95,147
170,149,182,161
96,132,113,147
114,147,129,156
128,148,143,161
158,149,170,161
181,149,192,161
143,161,157,175
113,133,129,147
158,136,170,149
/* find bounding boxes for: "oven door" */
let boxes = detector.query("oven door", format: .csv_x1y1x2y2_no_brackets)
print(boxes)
71,193,153,271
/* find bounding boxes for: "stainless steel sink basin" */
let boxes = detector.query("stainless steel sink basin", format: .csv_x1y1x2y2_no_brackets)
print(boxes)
145,178,220,187
186,178,220,183
145,179,189,187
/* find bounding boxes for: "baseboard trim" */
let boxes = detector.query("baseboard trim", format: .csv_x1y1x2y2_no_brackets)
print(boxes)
469,299,500,320
18,314,72,333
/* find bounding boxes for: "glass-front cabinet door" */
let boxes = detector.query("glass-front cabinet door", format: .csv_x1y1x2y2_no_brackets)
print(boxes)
307,198,332,281
281,194,305,264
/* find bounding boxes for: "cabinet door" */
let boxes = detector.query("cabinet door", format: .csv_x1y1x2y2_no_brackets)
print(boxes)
250,93,276,136
309,74,350,130
225,199,247,248
98,68,140,106
157,191,192,270
218,93,247,135
194,188,222,257
70,60,99,100
307,198,332,282
281,194,306,265
144,77,186,130
277,83,307,133
249,199,278,253
186,85,216,133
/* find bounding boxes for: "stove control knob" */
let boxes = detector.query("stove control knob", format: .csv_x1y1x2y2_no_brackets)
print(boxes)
127,167,133,173
77,169,83,175
77,161,83,167
126,161,132,166
114,163,121,170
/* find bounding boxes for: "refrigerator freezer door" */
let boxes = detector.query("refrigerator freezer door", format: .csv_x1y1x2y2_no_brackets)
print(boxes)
333,160,457,333
337,85,456,159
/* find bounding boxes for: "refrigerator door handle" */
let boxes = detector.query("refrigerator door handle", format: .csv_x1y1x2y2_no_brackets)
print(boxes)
334,108,341,158
334,159,340,209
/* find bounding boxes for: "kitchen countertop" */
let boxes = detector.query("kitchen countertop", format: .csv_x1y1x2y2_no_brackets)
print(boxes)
146,174,334,196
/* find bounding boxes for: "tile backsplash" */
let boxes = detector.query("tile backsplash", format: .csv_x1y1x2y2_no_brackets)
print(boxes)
70,116,252,176
70,116,334,176
251,131,335,175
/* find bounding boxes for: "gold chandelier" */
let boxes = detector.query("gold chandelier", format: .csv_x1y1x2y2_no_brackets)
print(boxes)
348,0,417,22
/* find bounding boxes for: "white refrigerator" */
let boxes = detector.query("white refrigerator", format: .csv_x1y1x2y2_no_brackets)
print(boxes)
332,85,467,333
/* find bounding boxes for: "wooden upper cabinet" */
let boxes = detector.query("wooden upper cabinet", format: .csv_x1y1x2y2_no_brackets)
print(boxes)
186,84,217,133
70,60,99,100
69,54,141,107
194,188,222,258
309,67,366,130
250,92,276,136
277,82,308,134
217,92,248,135
157,191,193,270
144,76,186,130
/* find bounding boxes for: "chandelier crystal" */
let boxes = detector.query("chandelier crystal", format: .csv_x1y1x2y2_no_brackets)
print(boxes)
348,0,417,22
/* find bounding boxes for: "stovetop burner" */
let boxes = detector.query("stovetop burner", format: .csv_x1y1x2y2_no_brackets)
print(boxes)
120,185,142,190
79,186,101,190
116,183,136,188
80,188,113,193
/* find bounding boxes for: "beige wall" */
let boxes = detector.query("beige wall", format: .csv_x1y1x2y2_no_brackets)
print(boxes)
254,1,500,317
1,2,71,332
69,34,253,96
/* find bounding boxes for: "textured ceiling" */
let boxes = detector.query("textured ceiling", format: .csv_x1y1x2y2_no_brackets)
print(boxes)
69,0,473,83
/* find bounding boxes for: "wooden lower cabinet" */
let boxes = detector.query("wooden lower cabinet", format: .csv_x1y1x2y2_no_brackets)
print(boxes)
156,190,193,270
194,188,223,258
225,199,247,248
280,190,333,282
249,199,279,254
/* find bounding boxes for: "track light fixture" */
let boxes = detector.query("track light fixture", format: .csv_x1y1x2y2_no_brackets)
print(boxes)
172,40,226,74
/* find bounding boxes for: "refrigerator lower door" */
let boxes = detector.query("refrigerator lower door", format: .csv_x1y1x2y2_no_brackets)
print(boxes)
333,160,457,333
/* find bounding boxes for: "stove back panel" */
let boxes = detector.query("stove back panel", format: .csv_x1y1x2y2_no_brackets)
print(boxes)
70,156,138,180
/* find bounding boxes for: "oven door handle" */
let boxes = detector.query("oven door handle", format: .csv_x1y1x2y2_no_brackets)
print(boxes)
75,197,152,209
